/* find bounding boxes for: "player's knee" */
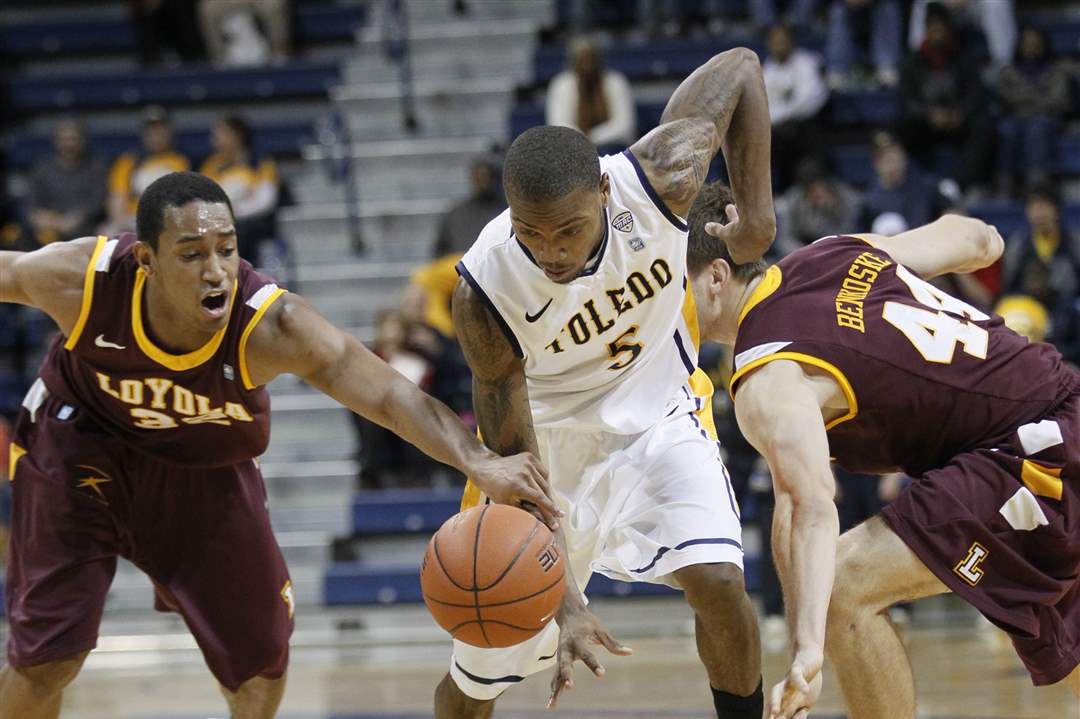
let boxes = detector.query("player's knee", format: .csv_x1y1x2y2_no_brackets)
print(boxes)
9,650,89,693
827,541,876,628
677,563,748,613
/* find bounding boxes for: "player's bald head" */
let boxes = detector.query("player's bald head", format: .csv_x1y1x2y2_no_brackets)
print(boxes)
687,181,767,280
503,126,601,204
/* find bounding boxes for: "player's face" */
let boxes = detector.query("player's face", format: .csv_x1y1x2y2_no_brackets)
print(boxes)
150,201,240,333
509,176,610,284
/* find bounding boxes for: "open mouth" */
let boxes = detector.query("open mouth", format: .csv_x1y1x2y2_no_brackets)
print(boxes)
201,292,227,312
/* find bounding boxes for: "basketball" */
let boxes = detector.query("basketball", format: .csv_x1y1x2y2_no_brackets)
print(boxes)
420,504,565,648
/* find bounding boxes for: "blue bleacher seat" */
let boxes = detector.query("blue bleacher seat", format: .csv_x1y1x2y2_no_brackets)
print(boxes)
0,3,366,58
9,61,340,111
350,488,462,535
5,122,313,170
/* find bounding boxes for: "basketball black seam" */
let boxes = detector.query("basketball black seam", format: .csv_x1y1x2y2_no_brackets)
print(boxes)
477,519,542,591
423,573,565,609
448,618,552,634
432,533,474,593
472,505,491,647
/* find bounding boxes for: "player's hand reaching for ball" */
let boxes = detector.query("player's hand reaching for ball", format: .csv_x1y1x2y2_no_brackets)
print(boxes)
704,203,774,265
547,603,633,710
467,451,563,531
767,651,823,719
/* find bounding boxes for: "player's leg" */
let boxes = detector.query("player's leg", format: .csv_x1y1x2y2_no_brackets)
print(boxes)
132,458,293,718
1067,664,1080,697
220,673,288,719
824,515,948,719
674,563,762,707
433,673,494,719
0,651,89,719
1,395,121,717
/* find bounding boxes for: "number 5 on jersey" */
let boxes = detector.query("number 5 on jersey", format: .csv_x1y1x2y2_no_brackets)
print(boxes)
607,325,643,370
882,265,990,364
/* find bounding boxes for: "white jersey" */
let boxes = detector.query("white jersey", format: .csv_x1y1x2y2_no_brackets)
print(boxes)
457,151,699,434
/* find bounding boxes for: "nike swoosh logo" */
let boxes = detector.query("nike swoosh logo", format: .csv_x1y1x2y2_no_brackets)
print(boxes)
525,298,554,323
94,334,126,350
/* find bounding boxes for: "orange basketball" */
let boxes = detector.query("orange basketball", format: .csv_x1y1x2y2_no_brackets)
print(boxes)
420,503,565,648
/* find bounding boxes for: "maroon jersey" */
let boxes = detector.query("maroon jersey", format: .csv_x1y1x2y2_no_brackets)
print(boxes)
730,235,1080,476
36,233,286,468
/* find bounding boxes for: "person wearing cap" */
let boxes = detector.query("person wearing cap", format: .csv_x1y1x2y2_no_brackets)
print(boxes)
105,107,190,234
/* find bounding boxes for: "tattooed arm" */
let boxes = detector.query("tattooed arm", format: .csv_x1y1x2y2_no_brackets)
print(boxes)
629,47,775,263
452,279,632,708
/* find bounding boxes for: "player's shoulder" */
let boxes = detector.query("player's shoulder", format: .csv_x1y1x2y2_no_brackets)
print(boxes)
460,207,514,266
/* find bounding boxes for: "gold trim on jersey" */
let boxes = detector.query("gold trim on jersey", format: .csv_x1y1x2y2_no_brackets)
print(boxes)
239,287,287,390
64,235,108,350
8,442,25,481
682,281,700,349
1020,459,1063,501
689,368,719,440
461,479,484,511
131,268,236,371
738,265,782,326
729,351,858,430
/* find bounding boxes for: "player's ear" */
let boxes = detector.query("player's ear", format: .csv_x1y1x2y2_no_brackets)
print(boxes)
711,257,732,288
132,241,156,276
599,173,611,204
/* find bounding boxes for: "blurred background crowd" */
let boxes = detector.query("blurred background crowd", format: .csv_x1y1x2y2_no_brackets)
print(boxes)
1,0,1078,636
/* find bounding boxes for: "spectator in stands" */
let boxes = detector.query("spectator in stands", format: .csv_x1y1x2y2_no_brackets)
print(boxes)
763,23,829,190
750,0,819,32
897,1,994,190
1001,183,1080,319
909,0,1016,69
825,0,902,88
130,0,206,65
27,120,107,246
351,309,441,489
776,158,860,255
860,131,950,231
105,106,189,235
199,0,291,66
432,155,505,258
994,26,1070,196
200,115,280,265
546,37,636,152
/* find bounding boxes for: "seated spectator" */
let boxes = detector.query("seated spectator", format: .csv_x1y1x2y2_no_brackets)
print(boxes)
105,106,189,234
897,1,994,190
27,120,107,246
860,131,950,230
199,0,290,66
994,294,1049,344
825,0,902,88
546,37,636,152
432,155,505,258
350,310,441,489
763,23,829,190
909,0,1015,69
1000,183,1080,317
776,158,860,256
994,26,1070,196
200,115,280,265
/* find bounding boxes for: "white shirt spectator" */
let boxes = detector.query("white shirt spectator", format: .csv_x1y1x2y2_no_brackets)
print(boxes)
546,69,637,148
764,48,829,126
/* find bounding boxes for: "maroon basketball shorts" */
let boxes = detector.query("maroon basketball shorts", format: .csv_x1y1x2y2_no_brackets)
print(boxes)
5,394,294,691
883,390,1080,686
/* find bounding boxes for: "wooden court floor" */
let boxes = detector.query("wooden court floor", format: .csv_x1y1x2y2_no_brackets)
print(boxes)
58,624,1077,719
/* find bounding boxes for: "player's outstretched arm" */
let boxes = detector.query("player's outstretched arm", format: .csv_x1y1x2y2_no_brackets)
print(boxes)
629,47,775,263
855,215,1004,279
734,360,839,719
0,237,98,334
451,279,631,708
244,290,560,528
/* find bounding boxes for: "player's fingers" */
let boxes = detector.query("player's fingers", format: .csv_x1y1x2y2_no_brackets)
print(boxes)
704,221,727,238
766,680,787,719
522,488,561,530
595,629,633,656
793,709,809,719
578,647,605,677
725,203,739,223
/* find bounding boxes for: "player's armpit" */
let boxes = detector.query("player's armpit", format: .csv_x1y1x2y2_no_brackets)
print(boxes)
854,215,1004,279
451,277,539,458
0,236,99,335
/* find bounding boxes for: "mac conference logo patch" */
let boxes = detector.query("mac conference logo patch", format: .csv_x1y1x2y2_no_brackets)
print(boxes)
612,211,634,233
